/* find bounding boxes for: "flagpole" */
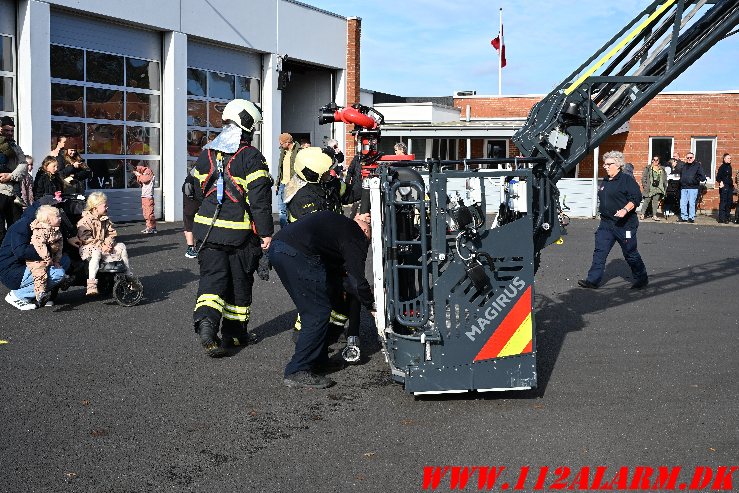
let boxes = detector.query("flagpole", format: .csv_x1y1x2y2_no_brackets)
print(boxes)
498,7,503,96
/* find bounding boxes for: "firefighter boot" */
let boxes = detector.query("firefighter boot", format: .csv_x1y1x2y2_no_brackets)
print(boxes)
195,318,228,358
221,320,257,350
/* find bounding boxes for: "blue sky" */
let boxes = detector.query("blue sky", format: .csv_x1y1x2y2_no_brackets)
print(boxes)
307,0,739,97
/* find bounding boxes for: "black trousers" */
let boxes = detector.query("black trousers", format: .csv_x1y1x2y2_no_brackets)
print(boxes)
0,194,22,246
193,235,261,339
269,240,334,376
718,187,733,222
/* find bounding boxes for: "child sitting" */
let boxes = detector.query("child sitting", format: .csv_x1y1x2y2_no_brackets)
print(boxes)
76,192,131,296
27,205,64,306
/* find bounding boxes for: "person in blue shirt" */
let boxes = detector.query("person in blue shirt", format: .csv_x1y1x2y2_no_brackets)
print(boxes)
0,200,75,309
579,150,648,290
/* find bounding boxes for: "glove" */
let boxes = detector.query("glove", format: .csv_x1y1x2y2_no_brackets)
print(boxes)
256,255,271,281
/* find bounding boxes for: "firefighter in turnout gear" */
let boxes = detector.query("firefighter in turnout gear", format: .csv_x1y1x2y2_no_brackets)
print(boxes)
283,147,363,358
284,146,362,222
191,99,273,358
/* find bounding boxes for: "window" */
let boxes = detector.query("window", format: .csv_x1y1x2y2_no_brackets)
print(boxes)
692,137,716,181
0,35,15,118
485,139,508,159
186,67,261,168
649,137,673,167
431,138,458,160
50,44,161,190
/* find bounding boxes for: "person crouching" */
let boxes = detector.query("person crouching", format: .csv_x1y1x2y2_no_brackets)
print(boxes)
26,205,64,306
76,192,131,295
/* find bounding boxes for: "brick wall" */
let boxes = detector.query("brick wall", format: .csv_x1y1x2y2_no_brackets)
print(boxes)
344,17,361,164
456,93,739,211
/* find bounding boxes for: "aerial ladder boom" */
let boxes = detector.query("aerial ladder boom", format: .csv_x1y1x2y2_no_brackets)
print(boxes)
513,0,739,251
318,0,738,395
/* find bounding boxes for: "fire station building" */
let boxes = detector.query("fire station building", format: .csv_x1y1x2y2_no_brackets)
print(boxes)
369,90,739,217
0,0,361,220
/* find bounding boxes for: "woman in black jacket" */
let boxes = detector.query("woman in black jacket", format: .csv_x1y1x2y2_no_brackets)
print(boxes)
58,149,91,195
716,153,733,224
33,156,64,201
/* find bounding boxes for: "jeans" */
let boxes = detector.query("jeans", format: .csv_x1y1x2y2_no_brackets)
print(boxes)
12,255,71,300
680,188,699,220
277,184,288,228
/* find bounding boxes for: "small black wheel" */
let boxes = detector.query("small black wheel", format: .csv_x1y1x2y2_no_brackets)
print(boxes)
113,275,143,307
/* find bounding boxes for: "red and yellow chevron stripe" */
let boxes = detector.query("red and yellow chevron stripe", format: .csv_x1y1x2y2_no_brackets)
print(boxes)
474,287,533,362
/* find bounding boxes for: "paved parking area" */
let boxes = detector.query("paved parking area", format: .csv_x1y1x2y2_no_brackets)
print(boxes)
1,218,737,492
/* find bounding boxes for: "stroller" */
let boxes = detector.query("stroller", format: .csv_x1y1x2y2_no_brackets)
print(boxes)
57,195,143,307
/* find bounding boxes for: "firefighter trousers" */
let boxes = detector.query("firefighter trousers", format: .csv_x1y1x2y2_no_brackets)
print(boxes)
193,236,262,340
269,239,333,376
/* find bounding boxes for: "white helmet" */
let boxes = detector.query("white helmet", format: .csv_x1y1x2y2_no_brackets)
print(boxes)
222,99,262,132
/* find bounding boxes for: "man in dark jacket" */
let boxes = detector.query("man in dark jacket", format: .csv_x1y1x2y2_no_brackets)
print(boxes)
715,153,733,224
268,210,375,389
579,151,648,290
0,201,75,310
676,152,706,223
0,116,28,245
276,133,299,228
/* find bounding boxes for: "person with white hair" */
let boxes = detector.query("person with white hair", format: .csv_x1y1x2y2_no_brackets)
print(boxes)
578,150,648,290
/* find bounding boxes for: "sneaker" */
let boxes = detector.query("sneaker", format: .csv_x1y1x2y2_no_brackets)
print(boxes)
283,370,335,389
141,228,158,234
185,246,198,259
688,219,695,223
676,218,687,223
5,292,37,310
577,279,598,289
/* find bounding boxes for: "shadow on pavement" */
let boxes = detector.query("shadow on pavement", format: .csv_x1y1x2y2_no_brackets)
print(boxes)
417,255,739,401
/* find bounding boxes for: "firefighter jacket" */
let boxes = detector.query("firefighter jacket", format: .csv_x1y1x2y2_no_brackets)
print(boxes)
192,145,274,247
285,165,362,223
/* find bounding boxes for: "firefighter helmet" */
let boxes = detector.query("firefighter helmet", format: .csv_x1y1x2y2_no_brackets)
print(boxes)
222,99,262,132
295,147,333,183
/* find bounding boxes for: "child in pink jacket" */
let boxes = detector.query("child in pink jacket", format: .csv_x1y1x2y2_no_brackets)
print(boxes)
133,162,157,234
27,205,64,306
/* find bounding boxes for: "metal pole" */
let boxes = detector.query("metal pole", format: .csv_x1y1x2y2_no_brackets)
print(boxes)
592,147,600,217
498,8,503,96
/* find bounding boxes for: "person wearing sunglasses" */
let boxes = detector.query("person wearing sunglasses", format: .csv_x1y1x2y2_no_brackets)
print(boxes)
676,152,706,223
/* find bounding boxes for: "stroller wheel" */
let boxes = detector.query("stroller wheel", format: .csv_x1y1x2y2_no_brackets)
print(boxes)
113,275,143,307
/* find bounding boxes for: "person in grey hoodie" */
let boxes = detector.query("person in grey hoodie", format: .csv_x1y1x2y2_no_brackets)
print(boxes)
0,116,28,245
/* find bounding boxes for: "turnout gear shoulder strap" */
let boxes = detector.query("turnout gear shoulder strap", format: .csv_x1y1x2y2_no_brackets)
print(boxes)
202,146,252,204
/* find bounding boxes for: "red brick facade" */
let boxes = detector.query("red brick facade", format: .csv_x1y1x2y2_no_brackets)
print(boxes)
345,17,361,164
455,93,739,210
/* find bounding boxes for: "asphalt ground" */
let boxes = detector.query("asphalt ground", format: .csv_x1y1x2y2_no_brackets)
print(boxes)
1,217,737,493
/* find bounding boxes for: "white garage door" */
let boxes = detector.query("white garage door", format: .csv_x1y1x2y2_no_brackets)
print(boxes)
49,11,162,222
